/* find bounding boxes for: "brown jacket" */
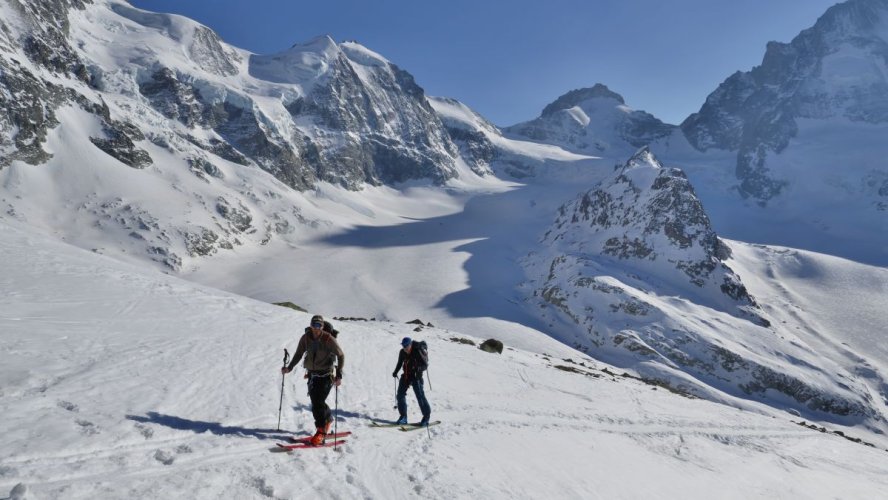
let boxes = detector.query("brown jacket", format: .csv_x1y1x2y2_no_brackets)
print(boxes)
287,330,344,378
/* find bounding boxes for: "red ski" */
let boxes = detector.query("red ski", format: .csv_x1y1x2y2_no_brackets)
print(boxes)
276,439,346,451
288,431,352,443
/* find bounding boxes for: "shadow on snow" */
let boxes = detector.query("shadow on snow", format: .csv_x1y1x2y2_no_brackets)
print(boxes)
318,185,560,333
125,412,293,441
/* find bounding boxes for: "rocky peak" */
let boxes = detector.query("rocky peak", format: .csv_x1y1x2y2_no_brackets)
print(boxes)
2,0,459,190
813,0,888,39
681,0,888,204
506,84,674,156
622,145,661,171
540,84,626,117
521,148,882,423
518,150,888,423
544,147,758,313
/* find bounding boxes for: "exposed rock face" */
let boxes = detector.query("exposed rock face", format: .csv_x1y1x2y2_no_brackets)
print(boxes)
188,25,241,77
90,119,153,169
215,196,252,233
428,97,497,176
520,147,877,421
0,60,65,168
681,0,888,203
1,3,461,192
426,95,594,180
0,1,467,270
506,84,675,156
10,0,93,81
289,43,460,187
539,147,761,320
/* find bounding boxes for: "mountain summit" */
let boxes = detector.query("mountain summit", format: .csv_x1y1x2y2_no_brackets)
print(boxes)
522,147,879,423
682,0,888,205
527,147,764,330
0,0,471,270
0,0,461,190
505,84,675,157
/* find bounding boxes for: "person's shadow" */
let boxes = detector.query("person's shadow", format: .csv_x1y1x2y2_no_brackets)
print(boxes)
126,406,384,441
126,412,295,441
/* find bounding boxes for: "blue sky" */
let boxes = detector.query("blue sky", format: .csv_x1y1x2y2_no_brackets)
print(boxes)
129,0,838,126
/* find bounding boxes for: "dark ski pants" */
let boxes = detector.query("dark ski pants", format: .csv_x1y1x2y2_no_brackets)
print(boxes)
397,374,431,419
307,374,333,429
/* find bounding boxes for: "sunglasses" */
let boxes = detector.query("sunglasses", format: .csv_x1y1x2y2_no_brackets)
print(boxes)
310,322,323,328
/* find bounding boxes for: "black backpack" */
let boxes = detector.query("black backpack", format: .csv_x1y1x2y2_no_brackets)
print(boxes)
413,341,429,371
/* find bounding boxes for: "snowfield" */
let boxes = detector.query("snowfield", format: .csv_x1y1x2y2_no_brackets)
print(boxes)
2,220,888,499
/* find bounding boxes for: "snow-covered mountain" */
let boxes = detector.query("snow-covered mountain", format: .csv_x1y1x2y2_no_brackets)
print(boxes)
522,147,886,428
674,0,888,263
532,147,762,324
498,0,888,265
504,84,677,160
1,0,461,189
3,218,888,499
0,0,486,271
682,0,888,204
428,96,598,179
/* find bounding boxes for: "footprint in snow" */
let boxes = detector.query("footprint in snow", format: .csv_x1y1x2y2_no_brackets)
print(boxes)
76,419,98,436
135,423,154,439
250,476,275,498
57,400,79,412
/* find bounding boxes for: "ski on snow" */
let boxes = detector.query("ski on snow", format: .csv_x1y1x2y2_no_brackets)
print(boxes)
288,431,352,443
275,439,347,451
370,420,441,431
399,421,441,432
369,420,404,428
370,420,441,430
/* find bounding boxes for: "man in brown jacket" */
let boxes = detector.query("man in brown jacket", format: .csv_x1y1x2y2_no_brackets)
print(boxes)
281,314,345,445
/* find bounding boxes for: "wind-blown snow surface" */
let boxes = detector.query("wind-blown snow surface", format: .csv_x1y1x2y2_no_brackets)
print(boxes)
3,221,888,499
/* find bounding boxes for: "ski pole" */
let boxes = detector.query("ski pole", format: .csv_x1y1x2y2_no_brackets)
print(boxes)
277,349,289,431
423,371,432,439
334,381,340,452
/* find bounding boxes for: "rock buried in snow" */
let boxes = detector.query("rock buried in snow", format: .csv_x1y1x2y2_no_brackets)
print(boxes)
479,339,504,354
10,483,28,500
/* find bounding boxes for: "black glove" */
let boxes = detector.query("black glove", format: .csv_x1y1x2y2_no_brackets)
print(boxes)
392,371,398,378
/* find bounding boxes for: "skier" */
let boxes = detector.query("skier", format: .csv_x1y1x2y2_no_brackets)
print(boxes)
281,314,345,445
392,337,431,426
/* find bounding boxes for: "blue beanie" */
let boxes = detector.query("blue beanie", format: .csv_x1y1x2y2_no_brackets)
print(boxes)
401,337,412,348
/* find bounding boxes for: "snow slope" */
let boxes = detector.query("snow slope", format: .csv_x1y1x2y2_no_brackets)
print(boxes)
3,218,888,499
520,147,888,430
